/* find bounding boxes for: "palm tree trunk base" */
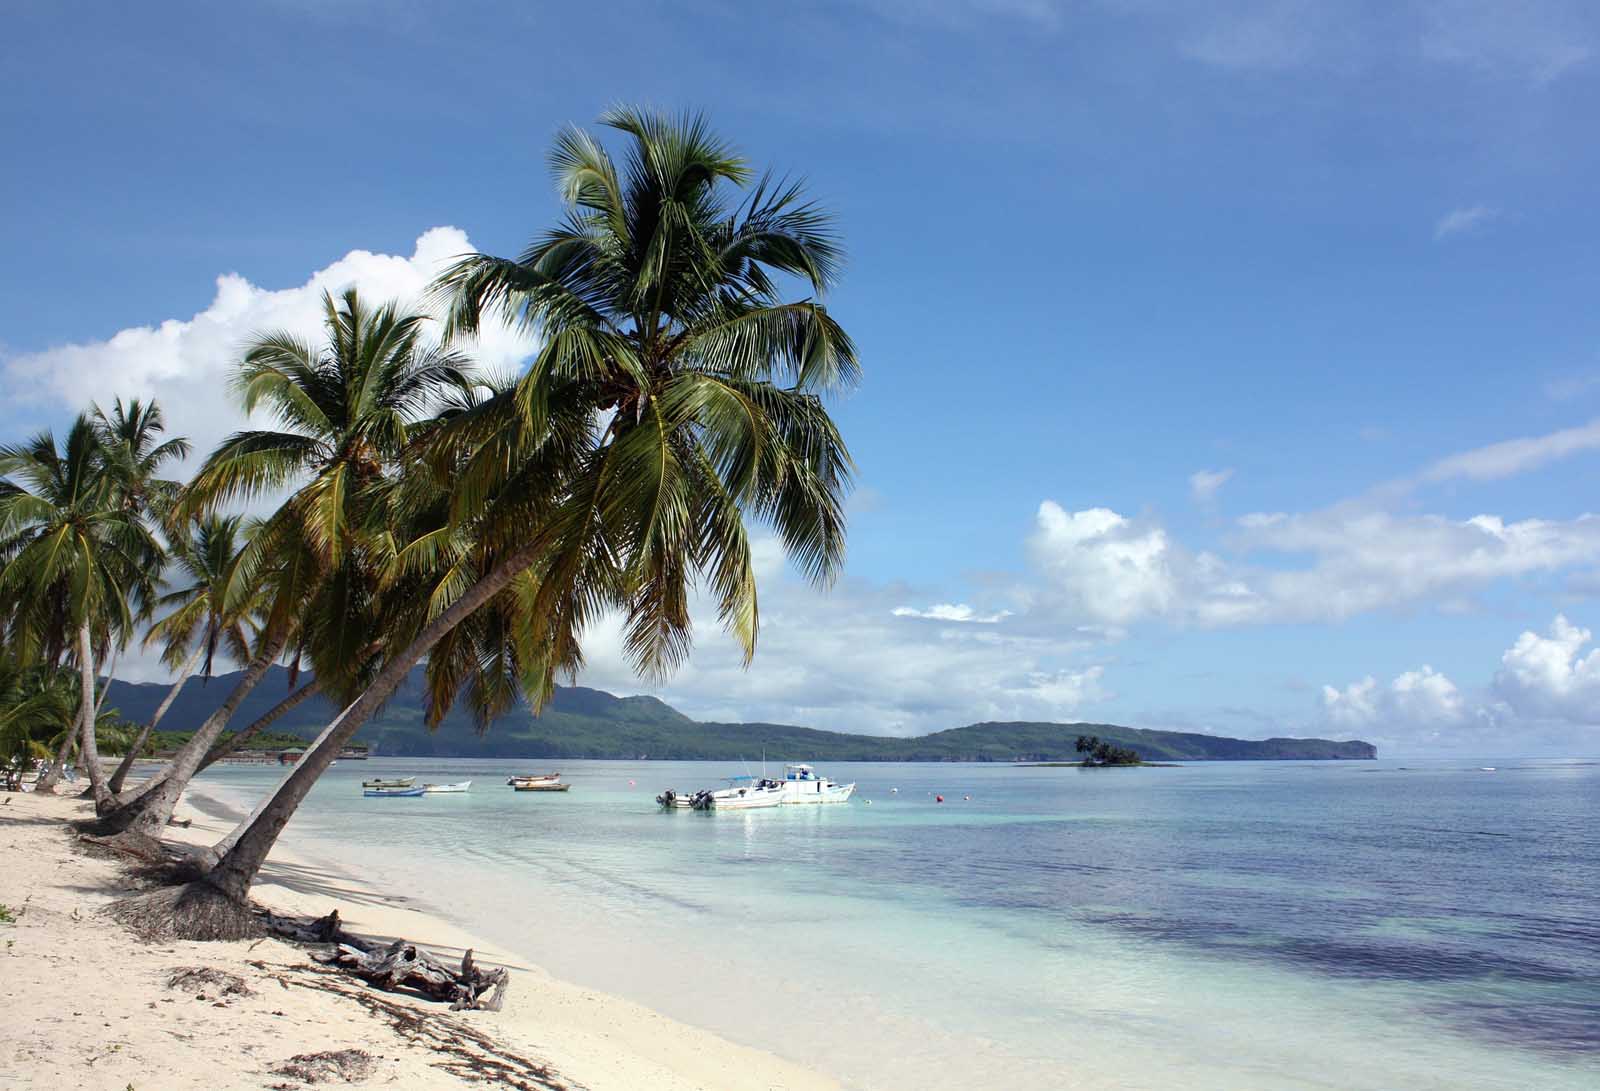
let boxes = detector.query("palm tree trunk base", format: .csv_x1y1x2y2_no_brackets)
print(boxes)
106,878,263,942
77,827,169,863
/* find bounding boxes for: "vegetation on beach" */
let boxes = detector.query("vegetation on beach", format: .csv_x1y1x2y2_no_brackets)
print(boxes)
0,107,859,942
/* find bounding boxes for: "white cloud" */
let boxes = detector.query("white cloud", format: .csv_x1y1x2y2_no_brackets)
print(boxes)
573,538,1108,736
1421,0,1594,84
1320,676,1380,727
1028,504,1182,625
1321,665,1466,728
1493,614,1600,723
1433,204,1499,240
1313,615,1600,751
1189,467,1234,503
1415,417,1600,484
0,227,534,478
892,603,1012,623
1024,498,1600,630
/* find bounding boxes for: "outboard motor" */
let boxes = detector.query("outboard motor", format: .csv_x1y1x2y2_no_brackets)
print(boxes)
657,789,677,808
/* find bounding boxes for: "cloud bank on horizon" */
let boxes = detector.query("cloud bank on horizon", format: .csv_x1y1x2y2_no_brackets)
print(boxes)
6,231,1600,755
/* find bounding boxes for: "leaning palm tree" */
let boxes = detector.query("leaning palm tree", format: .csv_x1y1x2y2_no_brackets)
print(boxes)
0,417,159,802
97,290,469,849
117,108,859,941
105,513,256,796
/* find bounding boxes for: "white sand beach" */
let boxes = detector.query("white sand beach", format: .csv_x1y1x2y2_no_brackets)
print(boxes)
0,791,837,1091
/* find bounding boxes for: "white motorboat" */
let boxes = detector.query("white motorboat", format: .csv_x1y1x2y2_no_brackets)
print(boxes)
702,776,785,809
777,764,855,804
362,776,415,789
423,780,471,793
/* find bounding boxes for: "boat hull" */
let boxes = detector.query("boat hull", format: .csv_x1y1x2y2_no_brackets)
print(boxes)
422,781,471,793
780,781,855,804
363,786,425,797
706,785,785,809
513,781,571,792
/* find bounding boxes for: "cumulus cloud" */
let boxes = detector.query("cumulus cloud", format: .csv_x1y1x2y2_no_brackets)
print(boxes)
1189,467,1234,503
1312,614,1600,752
574,550,1108,735
1433,204,1499,240
1023,498,1600,630
1321,667,1466,729
1493,614,1600,723
0,228,534,476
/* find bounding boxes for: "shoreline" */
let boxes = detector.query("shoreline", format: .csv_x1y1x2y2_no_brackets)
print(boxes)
1,789,838,1091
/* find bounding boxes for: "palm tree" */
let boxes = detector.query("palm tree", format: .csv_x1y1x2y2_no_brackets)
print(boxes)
0,417,159,802
105,514,255,796
0,654,75,790
120,108,859,941
97,290,469,850
93,397,190,528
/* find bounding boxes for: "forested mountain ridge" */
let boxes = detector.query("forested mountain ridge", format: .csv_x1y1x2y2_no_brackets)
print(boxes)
103,668,1376,761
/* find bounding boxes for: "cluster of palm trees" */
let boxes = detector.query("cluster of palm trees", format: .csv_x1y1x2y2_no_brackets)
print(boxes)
0,109,859,940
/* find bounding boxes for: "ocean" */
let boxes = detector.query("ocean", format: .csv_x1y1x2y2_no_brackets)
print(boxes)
192,757,1600,1090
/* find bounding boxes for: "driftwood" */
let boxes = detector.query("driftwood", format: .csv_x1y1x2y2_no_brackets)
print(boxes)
263,908,508,1011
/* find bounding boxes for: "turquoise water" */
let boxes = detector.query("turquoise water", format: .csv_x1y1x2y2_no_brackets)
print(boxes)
193,758,1600,1089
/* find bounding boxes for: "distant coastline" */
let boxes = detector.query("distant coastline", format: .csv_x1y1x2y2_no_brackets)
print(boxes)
106,667,1377,764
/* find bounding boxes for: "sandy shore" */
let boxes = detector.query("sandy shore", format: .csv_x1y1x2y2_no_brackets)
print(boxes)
0,790,838,1091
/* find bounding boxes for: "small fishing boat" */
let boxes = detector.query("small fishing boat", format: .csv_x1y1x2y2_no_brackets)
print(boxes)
363,785,425,798
362,776,415,789
705,777,785,809
777,764,855,804
664,776,785,810
505,773,560,786
422,780,472,793
512,778,571,792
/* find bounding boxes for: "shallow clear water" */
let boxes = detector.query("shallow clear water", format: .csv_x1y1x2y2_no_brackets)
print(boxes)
194,758,1600,1090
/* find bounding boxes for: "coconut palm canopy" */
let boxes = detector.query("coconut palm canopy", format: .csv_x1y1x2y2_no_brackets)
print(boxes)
0,416,161,664
434,105,858,686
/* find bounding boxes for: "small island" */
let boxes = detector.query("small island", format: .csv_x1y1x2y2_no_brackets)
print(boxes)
1019,735,1176,767
1075,734,1142,766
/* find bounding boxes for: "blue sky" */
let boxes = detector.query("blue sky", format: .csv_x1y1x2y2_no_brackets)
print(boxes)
5,0,1600,755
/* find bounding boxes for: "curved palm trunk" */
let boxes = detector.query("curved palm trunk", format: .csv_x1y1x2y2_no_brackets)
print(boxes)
201,538,542,900
100,631,288,838
76,624,113,809
106,646,202,795
94,648,118,717
197,677,322,773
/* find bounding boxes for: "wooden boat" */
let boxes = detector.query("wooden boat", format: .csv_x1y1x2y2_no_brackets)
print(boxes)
422,780,471,793
362,776,415,789
505,773,560,786
363,785,425,798
511,779,571,792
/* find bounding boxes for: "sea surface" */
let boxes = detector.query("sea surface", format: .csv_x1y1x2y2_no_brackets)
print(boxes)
191,758,1600,1090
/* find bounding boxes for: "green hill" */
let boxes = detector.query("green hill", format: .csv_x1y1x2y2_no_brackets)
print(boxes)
103,668,1376,762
